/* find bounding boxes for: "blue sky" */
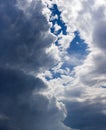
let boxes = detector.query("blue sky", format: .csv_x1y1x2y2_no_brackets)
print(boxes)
46,4,88,80
49,4,67,36
67,31,88,57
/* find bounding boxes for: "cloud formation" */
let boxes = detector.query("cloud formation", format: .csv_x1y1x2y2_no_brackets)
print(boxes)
0,0,72,130
64,95,106,130
1,0,106,130
42,0,106,130
0,67,71,130
0,0,55,72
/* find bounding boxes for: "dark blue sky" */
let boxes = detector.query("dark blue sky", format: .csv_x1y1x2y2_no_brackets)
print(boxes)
49,4,67,36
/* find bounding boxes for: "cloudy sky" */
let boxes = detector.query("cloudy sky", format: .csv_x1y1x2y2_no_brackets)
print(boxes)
0,0,106,130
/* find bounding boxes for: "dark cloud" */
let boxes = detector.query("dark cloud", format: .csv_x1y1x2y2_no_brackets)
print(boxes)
0,67,51,130
0,53,71,129
0,0,55,72
93,20,106,51
64,97,106,130
0,67,68,130
0,1,71,130
0,68,46,97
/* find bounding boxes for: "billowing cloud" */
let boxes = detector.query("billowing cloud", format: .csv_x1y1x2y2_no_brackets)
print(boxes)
64,96,106,130
0,0,72,130
42,0,106,130
0,0,55,72
61,86,106,130
0,67,71,130
93,20,106,51
1,0,106,130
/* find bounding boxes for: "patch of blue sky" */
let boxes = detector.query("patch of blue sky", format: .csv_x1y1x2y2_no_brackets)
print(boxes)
49,4,67,36
61,63,75,72
49,4,88,59
67,31,88,57
47,30,89,79
47,4,89,80
61,31,89,70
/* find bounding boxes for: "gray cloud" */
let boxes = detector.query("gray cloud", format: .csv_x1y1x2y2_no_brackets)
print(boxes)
0,0,72,130
93,20,106,51
0,68,67,130
0,67,70,130
0,68,46,130
64,96,106,130
0,0,55,72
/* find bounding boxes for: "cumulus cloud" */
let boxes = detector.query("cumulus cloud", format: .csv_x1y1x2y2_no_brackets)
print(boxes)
62,86,106,130
1,0,106,130
0,0,72,130
0,0,55,72
64,96,106,130
42,0,106,130
46,0,106,90
93,20,106,51
0,67,70,130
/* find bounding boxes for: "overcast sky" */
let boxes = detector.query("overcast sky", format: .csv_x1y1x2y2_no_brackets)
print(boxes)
0,0,106,130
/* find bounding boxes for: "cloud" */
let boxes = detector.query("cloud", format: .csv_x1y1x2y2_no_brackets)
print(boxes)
62,86,106,130
93,20,106,51
0,67,45,129
64,97,106,130
0,67,71,130
47,0,106,88
1,0,106,130
43,0,106,130
0,0,72,130
0,0,55,72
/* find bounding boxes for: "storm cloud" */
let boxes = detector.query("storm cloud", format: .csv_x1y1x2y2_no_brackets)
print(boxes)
1,0,106,130
64,96,106,130
0,0,55,72
0,0,71,130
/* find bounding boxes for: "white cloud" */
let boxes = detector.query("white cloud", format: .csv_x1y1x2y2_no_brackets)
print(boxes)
41,0,106,129
43,0,106,89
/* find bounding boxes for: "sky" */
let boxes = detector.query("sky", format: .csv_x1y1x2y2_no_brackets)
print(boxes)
0,0,106,130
